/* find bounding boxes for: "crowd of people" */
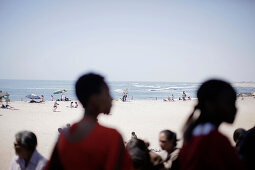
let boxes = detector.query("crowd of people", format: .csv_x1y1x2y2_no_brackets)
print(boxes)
9,73,255,170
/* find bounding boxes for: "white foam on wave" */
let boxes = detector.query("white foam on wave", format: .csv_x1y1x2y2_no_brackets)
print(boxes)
133,84,161,88
25,88,74,91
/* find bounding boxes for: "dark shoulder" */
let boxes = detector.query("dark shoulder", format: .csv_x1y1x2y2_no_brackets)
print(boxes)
209,129,234,150
210,129,230,142
97,124,121,138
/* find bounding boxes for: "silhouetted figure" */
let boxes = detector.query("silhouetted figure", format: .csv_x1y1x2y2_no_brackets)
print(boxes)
126,138,155,170
238,126,255,170
10,131,47,170
178,79,244,170
233,128,246,149
45,73,132,170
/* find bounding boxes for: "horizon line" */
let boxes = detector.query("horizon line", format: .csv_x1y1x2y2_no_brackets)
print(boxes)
0,78,255,84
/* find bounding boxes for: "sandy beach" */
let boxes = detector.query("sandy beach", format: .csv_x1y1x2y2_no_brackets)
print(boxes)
0,98,255,170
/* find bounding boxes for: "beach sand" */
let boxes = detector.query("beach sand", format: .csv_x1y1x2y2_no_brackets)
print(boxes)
0,98,255,169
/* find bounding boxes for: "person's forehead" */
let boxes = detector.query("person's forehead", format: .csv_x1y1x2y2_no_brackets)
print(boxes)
159,133,167,140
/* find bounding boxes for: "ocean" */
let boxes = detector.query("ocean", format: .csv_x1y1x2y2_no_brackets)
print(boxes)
0,79,254,102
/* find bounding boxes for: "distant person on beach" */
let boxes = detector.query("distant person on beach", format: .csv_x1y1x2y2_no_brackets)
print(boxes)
70,102,73,108
41,95,44,102
10,131,47,170
131,132,137,139
122,88,128,102
53,100,59,112
74,102,78,108
45,73,133,170
182,91,186,101
178,79,244,170
158,130,179,169
124,89,128,101
61,91,65,101
50,95,53,101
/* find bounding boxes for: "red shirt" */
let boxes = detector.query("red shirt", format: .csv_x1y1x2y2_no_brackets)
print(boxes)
46,122,133,170
179,129,244,170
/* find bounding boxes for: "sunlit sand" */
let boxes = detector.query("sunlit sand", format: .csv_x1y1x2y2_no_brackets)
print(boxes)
0,97,254,169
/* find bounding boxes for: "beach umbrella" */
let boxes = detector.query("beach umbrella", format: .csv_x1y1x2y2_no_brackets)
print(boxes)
26,94,41,100
0,92,9,98
54,89,66,94
114,89,124,94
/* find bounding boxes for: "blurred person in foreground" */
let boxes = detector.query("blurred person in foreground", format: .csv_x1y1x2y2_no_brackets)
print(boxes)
238,126,255,170
233,128,246,149
158,130,179,169
127,138,166,170
45,73,133,170
10,131,47,170
178,79,244,170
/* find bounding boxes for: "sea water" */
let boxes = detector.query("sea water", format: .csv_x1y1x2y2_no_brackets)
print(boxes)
0,79,254,102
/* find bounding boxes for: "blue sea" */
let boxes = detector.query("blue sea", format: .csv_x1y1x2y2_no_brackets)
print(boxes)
0,79,254,102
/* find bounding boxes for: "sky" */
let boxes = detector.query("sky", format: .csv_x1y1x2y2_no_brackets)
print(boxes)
0,0,255,82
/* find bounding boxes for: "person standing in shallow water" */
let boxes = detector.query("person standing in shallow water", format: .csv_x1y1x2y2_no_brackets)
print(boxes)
178,79,244,170
45,73,133,170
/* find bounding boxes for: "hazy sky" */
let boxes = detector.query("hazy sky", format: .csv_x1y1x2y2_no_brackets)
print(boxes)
0,0,254,82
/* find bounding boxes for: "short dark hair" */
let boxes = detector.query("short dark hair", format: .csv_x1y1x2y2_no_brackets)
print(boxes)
160,130,178,147
197,79,236,110
126,139,152,170
75,73,106,107
15,131,37,151
233,128,246,143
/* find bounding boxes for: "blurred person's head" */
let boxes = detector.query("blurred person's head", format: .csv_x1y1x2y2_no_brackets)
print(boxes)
58,128,63,133
183,79,237,142
233,128,246,143
14,131,37,160
126,139,153,170
159,130,178,153
75,73,112,116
